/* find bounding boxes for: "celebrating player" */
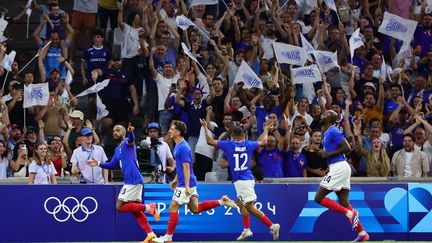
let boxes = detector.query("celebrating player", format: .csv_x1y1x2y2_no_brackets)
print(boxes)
315,110,369,242
88,123,160,243
153,120,238,243
200,119,281,241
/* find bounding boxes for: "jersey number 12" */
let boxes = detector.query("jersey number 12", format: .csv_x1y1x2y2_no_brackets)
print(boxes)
233,153,248,171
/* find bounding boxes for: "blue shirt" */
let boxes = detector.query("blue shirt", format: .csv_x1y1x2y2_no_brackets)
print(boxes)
217,140,258,182
284,151,307,177
82,45,111,80
255,106,282,135
174,140,197,188
99,138,144,185
384,99,399,116
323,125,346,165
257,148,284,178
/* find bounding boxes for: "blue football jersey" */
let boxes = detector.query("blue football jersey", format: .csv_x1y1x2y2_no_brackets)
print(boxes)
217,140,258,182
323,125,347,165
174,140,197,188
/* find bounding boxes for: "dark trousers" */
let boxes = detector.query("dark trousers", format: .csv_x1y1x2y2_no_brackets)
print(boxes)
193,153,213,181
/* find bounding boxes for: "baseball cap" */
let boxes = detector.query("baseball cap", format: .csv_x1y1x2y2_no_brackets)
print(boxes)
112,54,121,61
10,124,21,131
147,122,160,130
80,127,93,136
363,82,376,91
70,110,84,120
50,68,60,74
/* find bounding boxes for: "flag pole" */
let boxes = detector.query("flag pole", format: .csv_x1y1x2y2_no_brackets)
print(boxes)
19,41,52,74
1,71,9,90
23,107,26,130
221,0,235,16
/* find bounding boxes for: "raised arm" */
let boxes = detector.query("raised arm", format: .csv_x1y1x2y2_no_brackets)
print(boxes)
118,0,126,31
200,119,218,148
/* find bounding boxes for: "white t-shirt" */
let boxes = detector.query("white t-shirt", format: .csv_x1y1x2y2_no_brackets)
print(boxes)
121,24,141,58
155,73,180,111
29,161,56,184
290,110,313,126
70,145,108,184
73,0,98,13
195,122,217,159
155,140,173,171
260,35,277,60
404,151,413,177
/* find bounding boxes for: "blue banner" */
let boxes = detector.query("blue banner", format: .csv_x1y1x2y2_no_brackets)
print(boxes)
0,183,431,242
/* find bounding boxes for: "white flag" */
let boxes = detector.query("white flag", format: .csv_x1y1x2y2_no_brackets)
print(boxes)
233,60,263,89
181,42,198,63
26,0,33,8
65,70,73,85
0,17,8,33
96,94,109,120
272,42,307,66
176,15,194,30
75,79,110,98
300,34,315,61
392,41,411,68
190,0,218,6
378,11,418,43
324,0,337,12
380,55,388,79
23,83,49,108
313,50,340,73
349,28,364,62
291,65,322,84
1,50,16,72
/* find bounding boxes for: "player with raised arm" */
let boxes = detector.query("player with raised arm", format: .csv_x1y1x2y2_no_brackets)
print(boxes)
88,123,160,243
153,120,238,243
200,119,281,241
315,110,369,242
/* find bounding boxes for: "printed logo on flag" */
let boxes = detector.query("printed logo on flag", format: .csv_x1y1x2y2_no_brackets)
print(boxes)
294,69,316,78
281,50,302,61
319,56,333,65
30,87,43,100
385,18,408,33
242,73,261,87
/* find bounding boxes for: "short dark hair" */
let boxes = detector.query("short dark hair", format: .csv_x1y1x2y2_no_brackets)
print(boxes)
231,126,244,138
93,29,104,37
403,133,415,141
172,120,187,137
48,3,59,10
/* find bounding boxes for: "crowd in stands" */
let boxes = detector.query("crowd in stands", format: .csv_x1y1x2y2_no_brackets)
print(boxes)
0,0,431,184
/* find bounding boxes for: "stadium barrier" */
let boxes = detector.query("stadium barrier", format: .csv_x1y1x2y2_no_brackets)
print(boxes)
0,182,431,242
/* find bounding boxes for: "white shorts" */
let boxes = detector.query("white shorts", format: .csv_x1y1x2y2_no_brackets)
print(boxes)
118,184,143,202
320,161,351,191
172,187,198,205
234,180,257,206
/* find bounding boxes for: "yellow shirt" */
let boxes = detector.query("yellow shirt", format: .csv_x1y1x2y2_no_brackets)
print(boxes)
98,0,118,10
361,106,382,127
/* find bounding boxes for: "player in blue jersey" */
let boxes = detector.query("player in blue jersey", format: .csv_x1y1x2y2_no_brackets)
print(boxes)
153,120,238,243
88,123,160,243
200,119,281,241
315,110,368,242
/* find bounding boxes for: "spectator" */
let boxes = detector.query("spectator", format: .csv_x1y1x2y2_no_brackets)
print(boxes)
28,143,57,184
70,0,98,62
80,29,111,119
404,115,432,173
354,121,390,177
256,127,285,178
303,130,328,177
66,110,85,149
284,136,307,177
98,0,119,33
6,80,35,128
71,128,108,184
0,140,9,178
34,90,69,138
7,123,22,155
9,142,29,178
391,134,429,178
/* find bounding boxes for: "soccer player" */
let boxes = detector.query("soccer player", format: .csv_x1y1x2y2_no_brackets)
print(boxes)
200,119,281,241
88,123,160,243
153,120,238,243
315,110,369,242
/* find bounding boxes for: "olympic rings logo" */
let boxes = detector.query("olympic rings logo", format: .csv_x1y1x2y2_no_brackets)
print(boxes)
44,196,98,222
